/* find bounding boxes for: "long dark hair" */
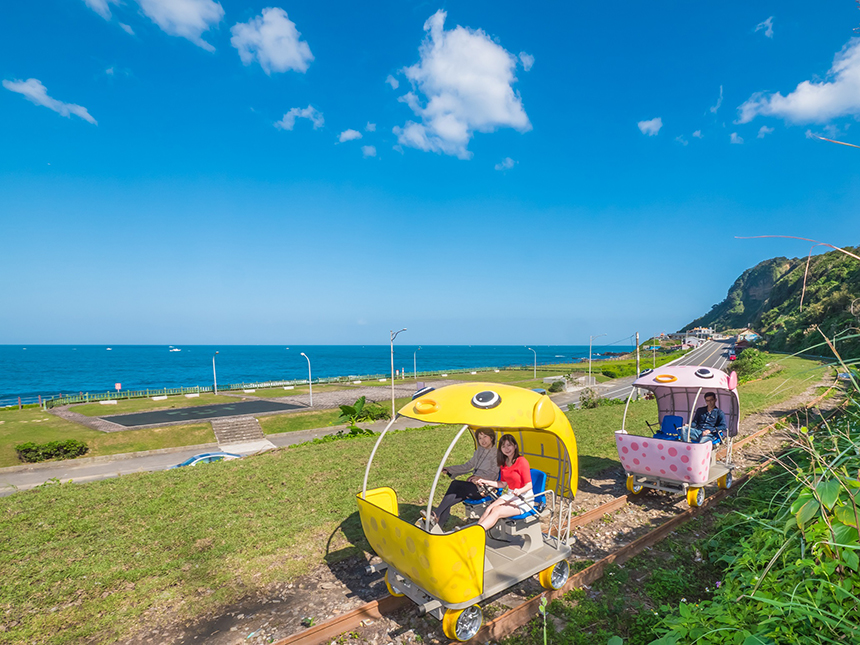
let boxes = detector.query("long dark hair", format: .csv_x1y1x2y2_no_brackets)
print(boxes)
497,433,520,467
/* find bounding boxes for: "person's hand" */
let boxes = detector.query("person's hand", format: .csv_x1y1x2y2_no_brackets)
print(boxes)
703,430,711,435
441,468,449,476
467,475,478,483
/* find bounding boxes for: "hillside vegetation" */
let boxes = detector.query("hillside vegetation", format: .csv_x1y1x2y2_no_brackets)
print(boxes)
684,245,860,356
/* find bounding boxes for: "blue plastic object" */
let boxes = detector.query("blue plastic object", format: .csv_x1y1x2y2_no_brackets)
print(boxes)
510,469,547,520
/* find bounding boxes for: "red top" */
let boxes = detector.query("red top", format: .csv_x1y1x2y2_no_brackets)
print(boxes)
500,456,531,490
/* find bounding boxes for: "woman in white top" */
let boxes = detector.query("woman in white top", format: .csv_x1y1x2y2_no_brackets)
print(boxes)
429,428,498,527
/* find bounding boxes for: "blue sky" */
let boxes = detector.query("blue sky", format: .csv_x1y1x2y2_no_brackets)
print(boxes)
1,1,859,345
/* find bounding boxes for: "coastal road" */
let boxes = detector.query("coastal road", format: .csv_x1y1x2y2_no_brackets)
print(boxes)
549,338,734,410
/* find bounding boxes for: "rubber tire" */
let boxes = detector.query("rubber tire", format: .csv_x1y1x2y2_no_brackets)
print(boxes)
626,475,643,494
718,471,733,490
442,605,483,642
539,560,570,590
384,570,404,597
687,487,705,507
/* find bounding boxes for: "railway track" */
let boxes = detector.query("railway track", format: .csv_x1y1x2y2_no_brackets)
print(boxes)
272,384,842,645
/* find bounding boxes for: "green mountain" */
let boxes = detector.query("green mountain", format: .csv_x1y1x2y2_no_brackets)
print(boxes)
683,245,860,357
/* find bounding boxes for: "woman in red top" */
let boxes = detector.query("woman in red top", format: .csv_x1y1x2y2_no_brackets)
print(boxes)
474,434,532,531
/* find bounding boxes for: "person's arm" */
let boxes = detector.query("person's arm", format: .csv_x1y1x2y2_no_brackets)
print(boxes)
690,408,703,429
714,408,727,432
445,450,479,477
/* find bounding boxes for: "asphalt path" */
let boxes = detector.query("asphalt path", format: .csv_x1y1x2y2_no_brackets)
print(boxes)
103,399,303,427
550,339,734,410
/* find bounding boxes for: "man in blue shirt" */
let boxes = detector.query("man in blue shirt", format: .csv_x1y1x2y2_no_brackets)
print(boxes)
689,392,727,443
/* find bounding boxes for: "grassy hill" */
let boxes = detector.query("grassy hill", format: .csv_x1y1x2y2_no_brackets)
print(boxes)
684,245,860,357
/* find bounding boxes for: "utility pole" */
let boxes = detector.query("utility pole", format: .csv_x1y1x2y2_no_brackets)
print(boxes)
635,332,640,400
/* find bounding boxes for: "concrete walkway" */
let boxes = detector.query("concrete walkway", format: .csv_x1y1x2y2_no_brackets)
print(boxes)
0,416,427,496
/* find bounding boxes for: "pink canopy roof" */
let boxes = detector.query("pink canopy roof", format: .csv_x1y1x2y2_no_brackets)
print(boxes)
630,365,740,437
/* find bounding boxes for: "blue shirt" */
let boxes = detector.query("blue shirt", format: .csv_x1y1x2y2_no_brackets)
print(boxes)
692,405,727,434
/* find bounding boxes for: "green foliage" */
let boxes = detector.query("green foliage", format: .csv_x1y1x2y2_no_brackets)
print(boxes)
578,388,624,409
732,348,768,381
650,402,860,644
336,396,390,426
684,245,860,357
297,425,378,447
548,380,565,393
14,439,88,463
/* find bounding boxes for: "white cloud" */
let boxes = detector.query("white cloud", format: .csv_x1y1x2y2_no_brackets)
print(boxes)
361,145,377,157
757,125,774,138
709,85,723,114
392,10,531,159
692,130,703,138
730,132,744,144
137,0,224,51
386,74,399,89
494,157,515,170
805,129,817,139
120,23,134,34
737,39,860,124
82,0,118,20
675,136,688,146
274,105,323,130
518,51,534,71
105,67,115,76
755,16,774,39
230,8,313,75
3,78,97,125
338,129,362,143
637,117,662,136
365,122,376,132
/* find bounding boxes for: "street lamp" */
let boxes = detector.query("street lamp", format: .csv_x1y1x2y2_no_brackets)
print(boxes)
300,352,312,407
212,351,219,395
390,328,407,418
414,346,422,380
526,346,536,379
588,333,607,385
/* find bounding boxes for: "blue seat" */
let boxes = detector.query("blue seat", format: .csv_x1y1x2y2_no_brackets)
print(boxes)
652,414,684,441
510,469,547,521
463,469,548,521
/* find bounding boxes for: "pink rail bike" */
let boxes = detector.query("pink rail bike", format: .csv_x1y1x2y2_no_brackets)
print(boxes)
615,365,739,507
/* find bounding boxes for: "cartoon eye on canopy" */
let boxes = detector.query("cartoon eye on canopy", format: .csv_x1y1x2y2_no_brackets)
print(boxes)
471,390,501,409
695,368,714,379
413,386,435,400
639,368,654,377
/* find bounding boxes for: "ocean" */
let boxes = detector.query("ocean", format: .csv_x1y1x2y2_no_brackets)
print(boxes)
0,345,633,405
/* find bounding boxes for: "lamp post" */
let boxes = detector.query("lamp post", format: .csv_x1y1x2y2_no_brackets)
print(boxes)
414,346,422,380
390,328,407,418
212,351,219,395
300,352,312,407
588,333,606,385
526,346,536,379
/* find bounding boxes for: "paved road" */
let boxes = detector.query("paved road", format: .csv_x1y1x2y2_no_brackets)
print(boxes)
0,416,423,496
549,339,733,410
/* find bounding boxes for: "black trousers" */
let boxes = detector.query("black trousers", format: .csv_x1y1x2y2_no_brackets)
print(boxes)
434,479,485,526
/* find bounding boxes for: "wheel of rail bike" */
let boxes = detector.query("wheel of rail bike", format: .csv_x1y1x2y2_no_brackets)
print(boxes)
686,487,705,507
717,471,733,490
442,605,483,642
384,570,404,597
626,475,643,494
538,560,570,590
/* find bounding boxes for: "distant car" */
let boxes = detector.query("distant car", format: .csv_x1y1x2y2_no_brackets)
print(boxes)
169,452,241,469
728,351,737,361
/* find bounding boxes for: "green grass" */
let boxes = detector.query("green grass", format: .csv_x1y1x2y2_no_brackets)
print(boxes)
244,383,351,397
0,424,471,644
737,352,830,415
259,396,413,435
0,353,830,643
450,369,567,383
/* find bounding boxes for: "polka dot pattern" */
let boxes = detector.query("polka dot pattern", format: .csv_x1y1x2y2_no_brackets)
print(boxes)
615,431,713,484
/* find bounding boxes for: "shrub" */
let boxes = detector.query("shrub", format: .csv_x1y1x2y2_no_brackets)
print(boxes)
577,388,624,409
15,439,88,463
732,347,768,381
548,380,565,393
337,396,391,426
